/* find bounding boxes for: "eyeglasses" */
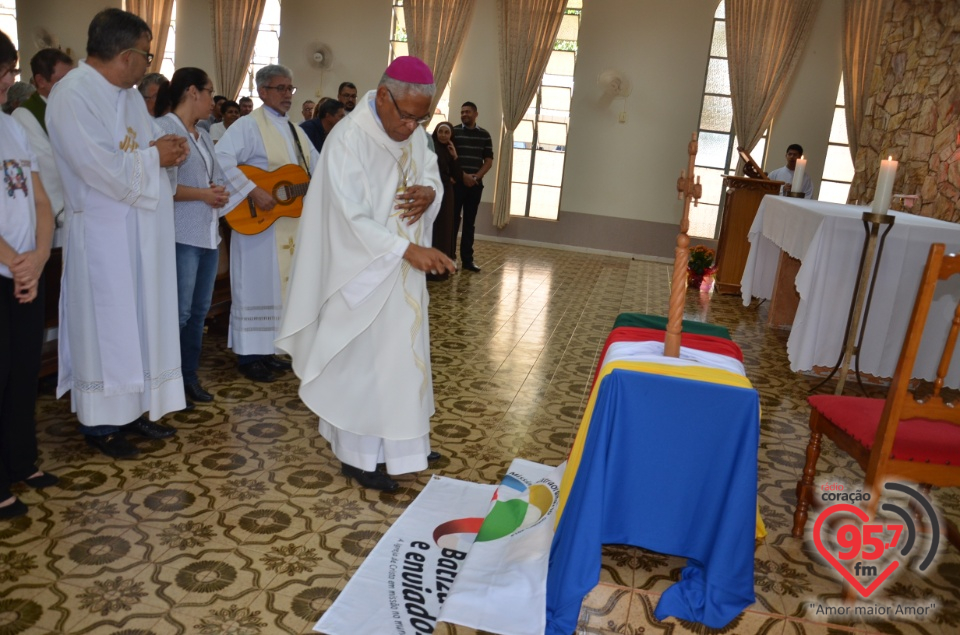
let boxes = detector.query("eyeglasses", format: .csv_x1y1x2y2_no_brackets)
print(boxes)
386,88,431,125
264,84,297,95
124,48,155,64
0,65,19,77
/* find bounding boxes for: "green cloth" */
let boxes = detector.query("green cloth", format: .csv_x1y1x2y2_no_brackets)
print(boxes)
612,313,731,340
20,92,46,134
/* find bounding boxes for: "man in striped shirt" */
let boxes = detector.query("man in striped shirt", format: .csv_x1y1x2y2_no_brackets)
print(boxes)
453,101,493,273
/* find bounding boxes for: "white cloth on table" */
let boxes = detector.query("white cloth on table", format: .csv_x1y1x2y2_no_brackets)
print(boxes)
277,90,443,475
601,341,747,377
741,195,960,386
47,61,184,426
215,106,319,356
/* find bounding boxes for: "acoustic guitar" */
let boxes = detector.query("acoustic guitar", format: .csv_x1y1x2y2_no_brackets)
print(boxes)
224,164,311,235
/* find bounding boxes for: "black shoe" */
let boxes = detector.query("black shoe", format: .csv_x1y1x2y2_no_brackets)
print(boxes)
427,451,442,463
185,382,214,403
261,356,292,373
23,472,59,489
126,417,176,440
341,463,399,492
462,262,481,273
239,361,277,383
0,498,28,519
86,433,141,459
182,397,196,412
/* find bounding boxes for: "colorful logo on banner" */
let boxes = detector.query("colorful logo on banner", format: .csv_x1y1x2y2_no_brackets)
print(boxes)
432,472,557,551
812,482,939,599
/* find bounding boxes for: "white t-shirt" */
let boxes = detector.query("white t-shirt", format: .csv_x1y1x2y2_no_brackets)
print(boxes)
0,113,38,279
209,121,226,142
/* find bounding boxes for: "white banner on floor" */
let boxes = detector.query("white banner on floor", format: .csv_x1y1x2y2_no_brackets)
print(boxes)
438,460,565,635
315,460,564,635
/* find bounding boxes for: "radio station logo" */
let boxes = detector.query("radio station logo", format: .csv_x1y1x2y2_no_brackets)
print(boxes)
812,481,939,598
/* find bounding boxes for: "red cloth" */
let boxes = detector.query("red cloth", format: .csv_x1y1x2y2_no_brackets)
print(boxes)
593,327,744,389
808,395,960,464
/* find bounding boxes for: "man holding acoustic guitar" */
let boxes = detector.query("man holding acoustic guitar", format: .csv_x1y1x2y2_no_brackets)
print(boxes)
215,64,319,383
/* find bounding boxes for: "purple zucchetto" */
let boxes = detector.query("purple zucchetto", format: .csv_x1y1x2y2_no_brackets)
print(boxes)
384,56,434,85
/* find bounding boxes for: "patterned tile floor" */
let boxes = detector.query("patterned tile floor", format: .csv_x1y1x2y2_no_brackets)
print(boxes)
3,240,960,635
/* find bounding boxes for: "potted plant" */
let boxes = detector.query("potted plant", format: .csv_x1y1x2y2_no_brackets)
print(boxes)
687,245,716,290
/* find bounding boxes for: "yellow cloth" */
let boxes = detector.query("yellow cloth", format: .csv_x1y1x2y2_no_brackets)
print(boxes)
251,107,312,302
558,360,767,539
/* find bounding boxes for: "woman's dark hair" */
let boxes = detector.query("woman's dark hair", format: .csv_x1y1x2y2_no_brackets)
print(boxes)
431,121,456,146
87,8,152,60
0,30,17,67
155,67,210,119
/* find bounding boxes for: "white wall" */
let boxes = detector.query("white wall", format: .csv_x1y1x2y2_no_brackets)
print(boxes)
562,0,717,225
16,0,121,67
278,0,391,104
174,0,215,83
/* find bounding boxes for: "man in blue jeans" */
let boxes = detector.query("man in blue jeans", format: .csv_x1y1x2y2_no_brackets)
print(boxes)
452,102,493,272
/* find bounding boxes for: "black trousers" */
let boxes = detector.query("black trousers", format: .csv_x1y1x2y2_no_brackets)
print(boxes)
0,275,44,497
453,182,483,265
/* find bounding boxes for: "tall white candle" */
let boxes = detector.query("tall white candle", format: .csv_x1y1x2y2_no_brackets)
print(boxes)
791,156,807,194
872,156,897,215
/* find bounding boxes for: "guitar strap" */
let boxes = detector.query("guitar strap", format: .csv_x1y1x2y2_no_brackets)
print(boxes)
288,121,311,177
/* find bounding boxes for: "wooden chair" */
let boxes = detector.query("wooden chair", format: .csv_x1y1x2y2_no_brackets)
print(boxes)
792,243,960,549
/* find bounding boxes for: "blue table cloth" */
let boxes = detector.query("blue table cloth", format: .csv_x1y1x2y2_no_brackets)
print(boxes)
546,370,759,633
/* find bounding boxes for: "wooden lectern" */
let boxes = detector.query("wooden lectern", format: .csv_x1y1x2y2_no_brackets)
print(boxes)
714,148,784,295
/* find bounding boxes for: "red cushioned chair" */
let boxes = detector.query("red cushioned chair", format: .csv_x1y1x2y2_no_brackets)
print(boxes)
792,243,960,550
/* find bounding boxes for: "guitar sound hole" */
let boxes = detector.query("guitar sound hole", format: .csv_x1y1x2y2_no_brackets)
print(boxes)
274,181,294,205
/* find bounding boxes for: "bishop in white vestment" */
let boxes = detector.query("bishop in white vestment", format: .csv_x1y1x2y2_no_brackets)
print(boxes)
215,65,318,382
277,57,456,491
46,10,190,456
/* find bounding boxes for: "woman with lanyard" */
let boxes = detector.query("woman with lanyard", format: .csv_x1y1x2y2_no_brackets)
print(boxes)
155,68,232,408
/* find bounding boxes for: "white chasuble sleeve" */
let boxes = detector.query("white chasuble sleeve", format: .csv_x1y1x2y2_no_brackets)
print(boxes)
278,107,440,385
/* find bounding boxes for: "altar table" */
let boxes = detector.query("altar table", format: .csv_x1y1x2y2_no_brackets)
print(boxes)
547,364,759,633
740,196,960,386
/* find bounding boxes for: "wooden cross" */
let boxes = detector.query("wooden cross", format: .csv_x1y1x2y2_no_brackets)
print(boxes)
664,133,702,357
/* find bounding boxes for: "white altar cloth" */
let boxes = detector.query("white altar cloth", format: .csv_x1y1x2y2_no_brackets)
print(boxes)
741,196,960,386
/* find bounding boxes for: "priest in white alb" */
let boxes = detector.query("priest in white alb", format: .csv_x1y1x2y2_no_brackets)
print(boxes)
46,8,189,459
277,57,456,492
215,64,319,384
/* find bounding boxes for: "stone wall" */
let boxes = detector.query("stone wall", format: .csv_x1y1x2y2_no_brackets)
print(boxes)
850,0,960,221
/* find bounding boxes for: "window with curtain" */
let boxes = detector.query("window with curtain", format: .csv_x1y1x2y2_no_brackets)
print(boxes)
509,0,582,221
0,0,17,80
238,0,281,109
819,78,855,204
692,0,768,239
388,0,451,131
159,0,176,78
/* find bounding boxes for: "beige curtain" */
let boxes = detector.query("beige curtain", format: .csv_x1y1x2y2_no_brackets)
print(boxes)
126,0,175,74
491,0,566,229
843,0,889,160
211,0,267,99
726,0,821,156
405,0,477,117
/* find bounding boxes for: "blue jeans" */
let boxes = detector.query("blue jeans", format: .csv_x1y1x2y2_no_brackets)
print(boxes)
176,243,219,385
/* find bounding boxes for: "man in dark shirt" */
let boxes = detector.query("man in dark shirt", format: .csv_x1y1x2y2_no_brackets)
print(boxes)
337,81,358,113
300,99,345,153
452,101,493,273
